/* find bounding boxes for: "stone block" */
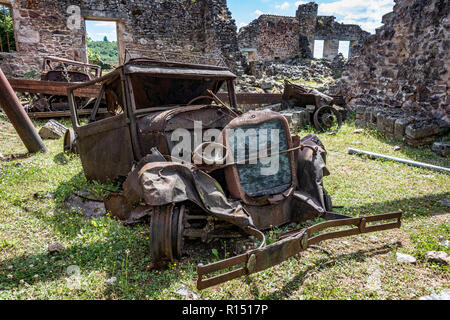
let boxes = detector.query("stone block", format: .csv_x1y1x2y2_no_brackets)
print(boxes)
432,141,450,157
355,119,366,128
376,113,387,133
405,123,440,140
394,118,410,140
384,115,397,133
39,120,67,140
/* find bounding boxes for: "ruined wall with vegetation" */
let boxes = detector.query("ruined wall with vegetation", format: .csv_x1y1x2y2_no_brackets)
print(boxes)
0,0,244,77
333,0,449,146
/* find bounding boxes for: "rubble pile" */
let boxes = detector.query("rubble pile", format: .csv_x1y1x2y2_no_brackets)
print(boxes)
235,55,346,94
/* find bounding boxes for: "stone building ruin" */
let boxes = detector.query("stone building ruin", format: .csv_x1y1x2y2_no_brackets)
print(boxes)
238,2,369,62
333,0,449,146
0,0,244,76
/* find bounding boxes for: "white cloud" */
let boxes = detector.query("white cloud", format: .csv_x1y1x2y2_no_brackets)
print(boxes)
254,10,264,16
94,21,116,27
275,2,291,10
238,22,248,29
295,1,307,6
318,0,394,33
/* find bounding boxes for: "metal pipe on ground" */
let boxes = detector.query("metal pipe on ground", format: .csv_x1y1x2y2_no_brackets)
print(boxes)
0,68,48,153
348,148,450,174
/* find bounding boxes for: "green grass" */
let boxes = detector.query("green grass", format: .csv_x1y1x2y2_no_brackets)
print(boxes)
0,114,448,300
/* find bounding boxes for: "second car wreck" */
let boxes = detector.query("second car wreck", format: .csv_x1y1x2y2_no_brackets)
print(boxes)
67,58,402,290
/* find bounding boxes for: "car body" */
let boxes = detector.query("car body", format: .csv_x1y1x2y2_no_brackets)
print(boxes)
67,58,402,290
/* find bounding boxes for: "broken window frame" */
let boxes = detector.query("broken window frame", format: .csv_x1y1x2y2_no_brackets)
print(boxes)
0,3,16,53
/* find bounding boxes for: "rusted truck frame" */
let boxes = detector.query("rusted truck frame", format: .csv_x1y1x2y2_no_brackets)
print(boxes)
66,58,402,291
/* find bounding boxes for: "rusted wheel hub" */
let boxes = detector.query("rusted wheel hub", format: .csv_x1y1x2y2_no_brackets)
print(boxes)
150,204,185,263
313,106,342,131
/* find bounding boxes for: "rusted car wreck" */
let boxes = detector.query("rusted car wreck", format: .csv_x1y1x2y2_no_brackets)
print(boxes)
67,58,402,290
282,80,345,131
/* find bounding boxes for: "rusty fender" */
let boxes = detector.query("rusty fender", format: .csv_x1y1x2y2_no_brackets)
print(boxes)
196,211,402,290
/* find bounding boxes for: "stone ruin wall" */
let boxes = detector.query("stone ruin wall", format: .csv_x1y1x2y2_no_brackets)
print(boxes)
237,2,369,62
333,0,449,146
238,15,300,62
0,0,244,76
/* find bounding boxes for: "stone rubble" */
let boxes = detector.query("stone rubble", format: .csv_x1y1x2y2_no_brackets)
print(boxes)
432,141,450,157
236,55,346,94
396,252,417,264
419,289,450,300
48,242,66,253
425,251,449,265
175,284,200,300
38,120,67,140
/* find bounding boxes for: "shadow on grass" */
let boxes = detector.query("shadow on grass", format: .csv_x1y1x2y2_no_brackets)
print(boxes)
257,241,402,300
0,152,33,162
2,163,445,298
333,192,450,218
0,238,165,299
53,152,70,165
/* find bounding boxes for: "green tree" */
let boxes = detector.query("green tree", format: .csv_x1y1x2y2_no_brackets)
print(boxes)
0,6,16,52
87,37,118,70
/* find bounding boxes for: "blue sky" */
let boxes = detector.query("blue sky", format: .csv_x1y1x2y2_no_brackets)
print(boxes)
86,20,117,42
228,0,395,33
85,1,395,42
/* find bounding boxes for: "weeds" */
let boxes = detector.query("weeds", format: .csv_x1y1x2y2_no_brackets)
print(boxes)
0,116,448,300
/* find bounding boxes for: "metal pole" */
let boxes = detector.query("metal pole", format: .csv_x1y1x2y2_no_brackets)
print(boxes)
0,68,48,153
348,148,450,174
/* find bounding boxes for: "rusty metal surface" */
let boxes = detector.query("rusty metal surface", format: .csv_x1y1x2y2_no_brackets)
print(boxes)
149,204,185,263
41,56,102,79
313,105,343,131
123,159,253,229
26,109,108,119
223,110,297,206
61,59,403,292
282,80,333,108
8,78,101,98
77,113,134,182
8,76,282,106
197,211,403,290
136,104,236,157
42,71,91,83
0,68,48,153
282,80,344,131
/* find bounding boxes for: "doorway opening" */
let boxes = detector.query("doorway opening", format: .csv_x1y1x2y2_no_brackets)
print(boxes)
85,19,120,71
338,41,350,59
313,40,324,59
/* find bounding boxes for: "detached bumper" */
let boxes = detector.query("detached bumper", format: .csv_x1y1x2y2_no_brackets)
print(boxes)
197,211,402,290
